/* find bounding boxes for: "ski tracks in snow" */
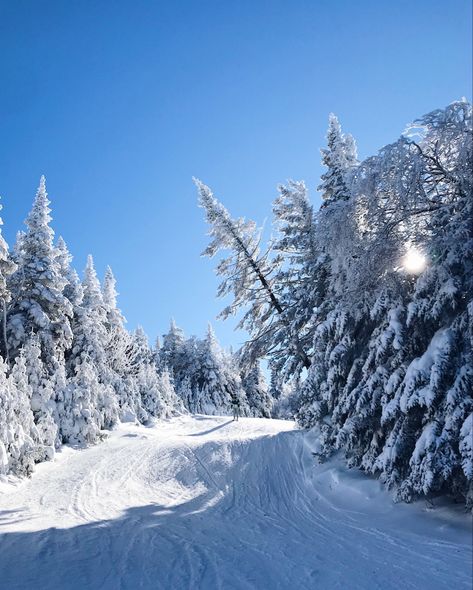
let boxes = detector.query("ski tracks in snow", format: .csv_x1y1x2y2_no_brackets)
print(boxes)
0,415,471,590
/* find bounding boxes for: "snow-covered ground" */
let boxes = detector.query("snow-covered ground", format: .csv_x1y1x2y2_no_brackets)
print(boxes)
0,415,471,590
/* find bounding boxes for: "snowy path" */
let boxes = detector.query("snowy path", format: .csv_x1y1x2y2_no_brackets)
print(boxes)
0,415,471,590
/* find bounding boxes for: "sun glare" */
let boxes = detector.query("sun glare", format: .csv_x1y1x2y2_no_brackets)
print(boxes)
402,247,427,275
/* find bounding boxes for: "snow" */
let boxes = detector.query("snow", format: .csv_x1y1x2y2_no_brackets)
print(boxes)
0,415,470,589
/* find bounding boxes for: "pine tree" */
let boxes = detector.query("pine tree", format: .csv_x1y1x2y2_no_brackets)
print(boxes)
0,356,36,475
22,336,58,461
0,197,16,362
271,180,328,377
7,177,73,371
196,178,310,372
55,236,83,308
297,101,473,506
60,356,102,444
318,113,358,206
69,255,118,429
101,266,140,420
159,319,186,377
188,325,249,415
241,364,272,418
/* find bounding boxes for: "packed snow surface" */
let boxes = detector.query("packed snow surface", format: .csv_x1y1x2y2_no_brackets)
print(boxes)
0,415,471,589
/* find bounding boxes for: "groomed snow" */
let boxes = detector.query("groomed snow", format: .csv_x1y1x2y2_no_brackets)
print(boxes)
0,415,471,589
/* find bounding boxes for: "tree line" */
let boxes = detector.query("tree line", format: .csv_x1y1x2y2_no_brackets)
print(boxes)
197,101,472,506
0,180,270,477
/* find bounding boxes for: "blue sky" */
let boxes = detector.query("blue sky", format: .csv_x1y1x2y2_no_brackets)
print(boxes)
0,0,471,349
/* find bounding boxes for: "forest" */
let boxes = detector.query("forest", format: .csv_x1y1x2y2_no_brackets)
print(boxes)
197,100,472,506
0,100,471,507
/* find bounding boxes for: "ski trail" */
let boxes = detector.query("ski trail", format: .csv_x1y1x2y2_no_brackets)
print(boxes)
0,415,470,590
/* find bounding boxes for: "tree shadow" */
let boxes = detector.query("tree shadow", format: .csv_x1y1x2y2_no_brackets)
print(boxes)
186,419,234,437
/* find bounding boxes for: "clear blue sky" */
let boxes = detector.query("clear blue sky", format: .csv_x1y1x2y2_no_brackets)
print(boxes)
0,0,471,349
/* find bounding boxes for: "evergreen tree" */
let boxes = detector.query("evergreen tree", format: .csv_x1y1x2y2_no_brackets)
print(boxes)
7,177,73,371
298,101,473,505
271,181,317,377
23,336,58,461
318,113,358,206
159,319,186,377
55,236,83,308
0,197,16,361
60,356,102,444
188,325,249,415
0,356,36,475
196,178,310,372
241,364,272,418
69,255,118,429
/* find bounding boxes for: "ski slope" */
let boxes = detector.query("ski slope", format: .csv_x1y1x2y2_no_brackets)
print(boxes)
0,415,471,590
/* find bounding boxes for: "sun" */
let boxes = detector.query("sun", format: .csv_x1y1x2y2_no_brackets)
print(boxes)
402,247,427,275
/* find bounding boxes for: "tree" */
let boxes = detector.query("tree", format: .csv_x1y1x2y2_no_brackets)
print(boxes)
0,356,36,475
297,101,473,506
158,319,186,377
22,336,58,461
69,255,118,429
196,178,310,372
101,266,138,419
318,113,358,206
241,364,272,418
7,177,73,371
55,236,84,309
271,180,327,377
187,325,249,416
0,197,16,362
58,356,101,444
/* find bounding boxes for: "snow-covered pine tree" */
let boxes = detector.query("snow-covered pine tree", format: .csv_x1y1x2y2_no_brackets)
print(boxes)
297,101,473,506
55,236,84,309
60,356,102,444
0,355,36,475
318,113,358,206
195,178,311,373
22,335,58,461
0,197,16,362
69,255,118,429
7,177,73,372
297,115,365,432
188,325,249,416
241,364,272,418
271,180,324,378
101,266,145,422
158,319,186,378
122,326,153,422
127,326,153,372
372,102,473,504
135,362,180,421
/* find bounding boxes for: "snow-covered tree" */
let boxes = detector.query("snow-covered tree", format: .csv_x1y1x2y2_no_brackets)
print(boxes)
0,356,36,475
241,364,272,418
59,356,101,444
159,319,186,376
187,325,249,415
0,198,16,362
69,255,118,429
21,336,58,461
196,179,310,373
55,236,83,309
271,180,329,377
318,113,358,206
198,101,473,505
7,177,73,371
298,101,473,505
